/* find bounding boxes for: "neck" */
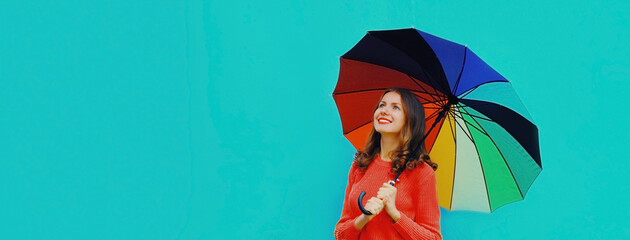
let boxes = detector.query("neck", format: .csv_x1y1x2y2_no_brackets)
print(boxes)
379,133,400,162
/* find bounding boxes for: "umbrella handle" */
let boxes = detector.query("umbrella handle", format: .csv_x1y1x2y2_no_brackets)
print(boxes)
358,181,394,216
358,191,372,215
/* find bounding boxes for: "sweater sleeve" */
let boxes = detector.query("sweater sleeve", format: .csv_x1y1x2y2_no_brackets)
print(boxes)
392,168,442,240
334,164,362,240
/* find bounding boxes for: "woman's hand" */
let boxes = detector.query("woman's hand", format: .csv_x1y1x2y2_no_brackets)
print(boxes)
364,197,384,220
377,182,401,222
353,197,385,230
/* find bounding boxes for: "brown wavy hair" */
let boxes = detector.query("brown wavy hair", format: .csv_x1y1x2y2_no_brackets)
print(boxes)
354,88,438,174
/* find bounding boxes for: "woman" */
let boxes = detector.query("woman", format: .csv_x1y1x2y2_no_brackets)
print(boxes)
334,88,442,240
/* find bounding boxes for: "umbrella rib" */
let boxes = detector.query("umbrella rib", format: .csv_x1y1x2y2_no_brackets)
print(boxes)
457,80,511,99
418,74,450,103
452,111,489,136
451,46,468,94
458,84,480,99
425,111,446,153
447,111,457,142
451,107,494,123
458,110,493,212
458,99,536,127
410,90,445,101
447,111,457,210
406,75,443,103
334,88,444,99
459,106,525,199
412,93,442,104
451,110,475,143
334,88,448,109
413,96,447,106
424,106,447,110
343,120,372,135
423,109,446,152
426,109,443,121
416,65,451,97
451,106,488,133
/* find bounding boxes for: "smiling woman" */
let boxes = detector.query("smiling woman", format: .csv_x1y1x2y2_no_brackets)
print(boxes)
334,88,441,240
374,92,405,136
355,88,438,175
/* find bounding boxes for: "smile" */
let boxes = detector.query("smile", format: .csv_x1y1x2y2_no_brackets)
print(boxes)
377,118,392,124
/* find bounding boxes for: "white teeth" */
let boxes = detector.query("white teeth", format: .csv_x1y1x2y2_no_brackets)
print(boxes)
378,119,391,123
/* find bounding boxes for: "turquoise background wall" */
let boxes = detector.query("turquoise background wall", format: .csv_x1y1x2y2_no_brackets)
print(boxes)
2,0,629,239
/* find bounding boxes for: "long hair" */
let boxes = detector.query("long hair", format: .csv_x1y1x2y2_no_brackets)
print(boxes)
354,88,438,174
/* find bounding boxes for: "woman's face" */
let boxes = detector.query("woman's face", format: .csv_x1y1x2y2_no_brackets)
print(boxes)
373,91,406,136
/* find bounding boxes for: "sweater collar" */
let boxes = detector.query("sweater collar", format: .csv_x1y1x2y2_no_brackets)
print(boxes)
374,155,391,168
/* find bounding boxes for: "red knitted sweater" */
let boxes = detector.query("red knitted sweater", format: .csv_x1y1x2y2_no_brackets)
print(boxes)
334,155,442,240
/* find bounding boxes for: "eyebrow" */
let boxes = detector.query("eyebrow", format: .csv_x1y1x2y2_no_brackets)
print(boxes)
380,101,402,105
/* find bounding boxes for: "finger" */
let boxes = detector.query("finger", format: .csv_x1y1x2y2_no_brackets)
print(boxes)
365,204,377,213
372,203,381,212
366,204,378,213
377,195,390,203
380,188,395,197
377,189,391,197
383,183,396,190
366,206,375,213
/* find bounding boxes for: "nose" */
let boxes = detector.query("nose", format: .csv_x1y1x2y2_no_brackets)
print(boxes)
379,107,390,115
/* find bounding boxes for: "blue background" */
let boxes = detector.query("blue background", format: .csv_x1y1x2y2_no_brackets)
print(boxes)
2,0,629,239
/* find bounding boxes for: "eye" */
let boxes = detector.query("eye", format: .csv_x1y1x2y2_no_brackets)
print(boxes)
379,103,385,108
393,106,400,110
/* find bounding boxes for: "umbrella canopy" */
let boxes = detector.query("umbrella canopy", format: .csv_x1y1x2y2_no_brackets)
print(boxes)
333,28,541,213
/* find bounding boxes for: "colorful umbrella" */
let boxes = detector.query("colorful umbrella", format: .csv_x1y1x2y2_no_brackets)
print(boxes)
333,28,541,213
